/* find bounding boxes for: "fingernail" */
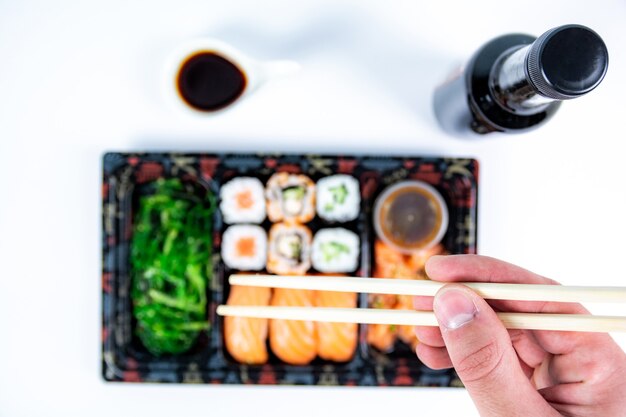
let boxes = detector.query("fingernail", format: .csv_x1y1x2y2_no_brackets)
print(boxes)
433,288,478,330
424,255,446,277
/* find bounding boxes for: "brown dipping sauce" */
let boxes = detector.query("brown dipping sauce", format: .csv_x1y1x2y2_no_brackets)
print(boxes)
376,184,445,250
176,52,247,111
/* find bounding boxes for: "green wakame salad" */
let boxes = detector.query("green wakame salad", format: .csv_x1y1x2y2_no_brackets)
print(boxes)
130,178,215,356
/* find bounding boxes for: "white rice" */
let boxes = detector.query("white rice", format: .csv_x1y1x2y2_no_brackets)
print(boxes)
221,225,267,271
220,177,266,224
311,228,360,273
316,175,360,222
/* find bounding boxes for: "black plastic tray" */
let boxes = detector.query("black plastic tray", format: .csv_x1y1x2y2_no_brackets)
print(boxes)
102,152,478,385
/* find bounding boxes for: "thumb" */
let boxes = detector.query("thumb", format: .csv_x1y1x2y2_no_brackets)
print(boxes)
433,284,556,417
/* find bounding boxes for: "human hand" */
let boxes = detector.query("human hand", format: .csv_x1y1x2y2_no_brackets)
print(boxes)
414,255,626,417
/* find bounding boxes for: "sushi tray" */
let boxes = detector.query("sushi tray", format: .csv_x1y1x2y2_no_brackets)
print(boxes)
102,152,478,386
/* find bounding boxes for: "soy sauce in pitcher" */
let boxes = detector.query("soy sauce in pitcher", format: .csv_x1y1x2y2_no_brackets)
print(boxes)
433,24,609,136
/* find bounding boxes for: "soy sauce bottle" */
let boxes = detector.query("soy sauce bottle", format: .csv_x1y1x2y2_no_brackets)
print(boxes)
433,24,609,136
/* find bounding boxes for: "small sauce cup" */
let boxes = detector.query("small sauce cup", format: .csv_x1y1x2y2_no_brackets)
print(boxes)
373,180,449,253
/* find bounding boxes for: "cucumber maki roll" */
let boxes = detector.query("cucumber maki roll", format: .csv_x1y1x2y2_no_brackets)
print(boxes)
316,175,360,222
311,228,360,273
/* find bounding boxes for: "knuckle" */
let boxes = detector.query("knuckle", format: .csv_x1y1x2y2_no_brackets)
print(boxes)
421,356,449,370
507,329,525,345
456,341,504,383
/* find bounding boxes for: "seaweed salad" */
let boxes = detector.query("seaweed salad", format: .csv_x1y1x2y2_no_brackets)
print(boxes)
130,178,215,356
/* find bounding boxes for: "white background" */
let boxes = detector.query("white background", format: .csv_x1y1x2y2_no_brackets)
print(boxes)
1,1,625,416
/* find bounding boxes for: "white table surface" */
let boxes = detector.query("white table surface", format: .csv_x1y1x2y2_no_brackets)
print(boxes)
1,0,625,416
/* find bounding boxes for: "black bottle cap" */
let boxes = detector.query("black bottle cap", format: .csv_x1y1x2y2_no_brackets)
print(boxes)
527,24,608,100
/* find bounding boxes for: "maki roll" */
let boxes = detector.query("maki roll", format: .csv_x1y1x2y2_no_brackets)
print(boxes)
266,173,315,223
316,175,360,222
220,177,266,224
311,228,359,273
221,225,267,271
267,223,312,275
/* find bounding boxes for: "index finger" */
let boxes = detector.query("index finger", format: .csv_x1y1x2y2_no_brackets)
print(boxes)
425,254,586,313
426,254,559,285
415,254,554,311
424,254,598,354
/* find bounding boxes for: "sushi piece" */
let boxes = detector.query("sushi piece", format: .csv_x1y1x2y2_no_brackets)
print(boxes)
269,288,317,365
315,289,358,362
396,295,419,350
311,228,359,273
366,323,396,353
219,177,266,224
266,173,315,223
373,240,444,279
373,239,408,279
406,243,446,273
224,285,271,365
366,293,398,352
221,225,267,271
316,175,360,222
367,240,447,351
267,223,312,275
396,324,418,350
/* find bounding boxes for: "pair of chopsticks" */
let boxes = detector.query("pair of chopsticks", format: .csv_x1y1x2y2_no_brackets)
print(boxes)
216,274,626,333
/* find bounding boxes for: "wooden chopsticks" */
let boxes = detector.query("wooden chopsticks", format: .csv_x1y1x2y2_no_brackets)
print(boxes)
215,274,626,333
216,306,626,333
228,274,626,303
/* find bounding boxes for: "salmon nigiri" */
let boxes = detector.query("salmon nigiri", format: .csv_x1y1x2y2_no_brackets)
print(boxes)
315,290,358,362
224,285,271,365
269,288,317,365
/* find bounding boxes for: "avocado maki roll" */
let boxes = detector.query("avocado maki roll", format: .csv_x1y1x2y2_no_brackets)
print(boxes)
316,175,360,222
311,228,360,273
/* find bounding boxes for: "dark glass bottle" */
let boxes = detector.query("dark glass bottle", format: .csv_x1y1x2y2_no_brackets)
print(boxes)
433,24,609,136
